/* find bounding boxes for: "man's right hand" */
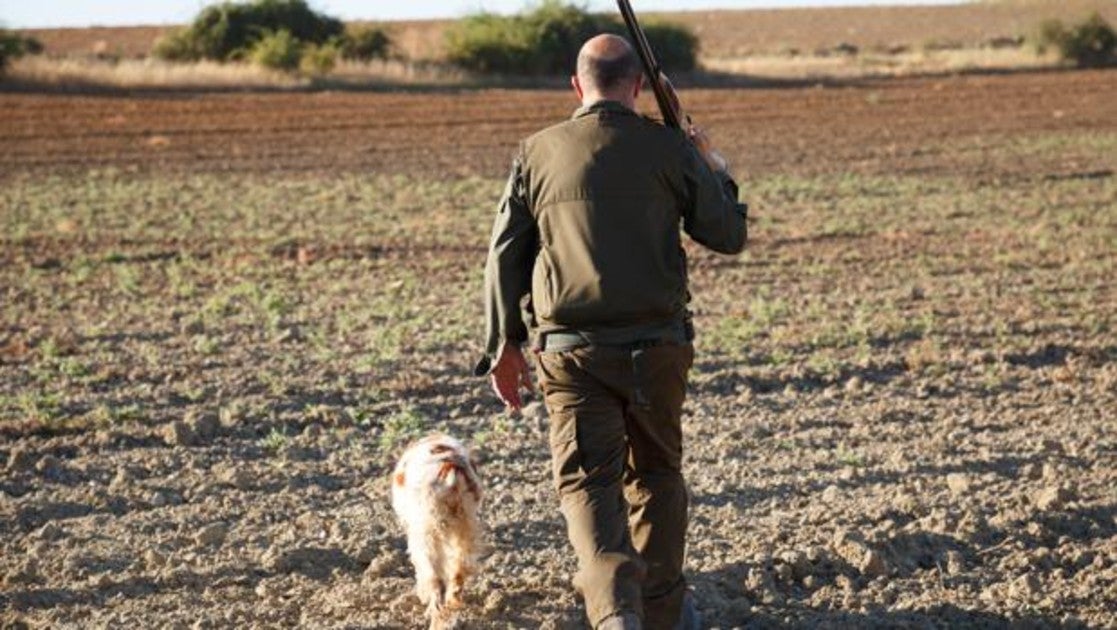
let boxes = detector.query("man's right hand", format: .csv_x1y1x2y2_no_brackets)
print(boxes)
489,342,534,410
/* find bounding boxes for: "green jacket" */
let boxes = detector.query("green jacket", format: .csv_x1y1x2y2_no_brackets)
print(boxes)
478,100,747,373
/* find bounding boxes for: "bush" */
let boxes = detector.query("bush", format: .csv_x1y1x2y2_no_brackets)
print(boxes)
250,29,302,71
634,22,698,73
445,0,698,76
1,30,43,72
446,13,534,74
1033,18,1068,55
152,28,201,62
340,26,391,61
153,0,343,62
526,1,604,75
300,42,338,75
1033,13,1116,67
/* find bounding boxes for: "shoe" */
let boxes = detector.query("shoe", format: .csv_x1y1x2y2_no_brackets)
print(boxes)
598,612,642,630
674,591,701,630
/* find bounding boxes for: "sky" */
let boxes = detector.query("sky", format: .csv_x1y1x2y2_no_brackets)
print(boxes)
1,0,964,29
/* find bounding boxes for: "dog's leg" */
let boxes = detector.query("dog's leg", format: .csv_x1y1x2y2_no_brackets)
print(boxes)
444,531,476,612
427,566,459,630
418,565,446,630
408,531,443,608
415,562,442,604
412,532,452,629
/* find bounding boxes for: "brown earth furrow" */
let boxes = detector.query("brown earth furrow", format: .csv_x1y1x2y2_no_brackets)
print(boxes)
3,71,1116,180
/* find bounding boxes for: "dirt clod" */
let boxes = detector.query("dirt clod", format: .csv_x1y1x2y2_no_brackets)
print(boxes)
1035,486,1074,511
821,484,841,503
217,467,253,491
1010,573,1041,600
859,550,888,578
34,454,62,476
194,523,228,547
145,548,169,569
163,421,198,447
944,550,965,575
181,319,205,336
5,560,42,587
186,411,220,442
33,523,63,541
6,447,37,471
779,550,812,580
946,473,971,496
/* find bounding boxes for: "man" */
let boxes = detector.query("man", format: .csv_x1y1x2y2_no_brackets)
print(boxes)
476,34,747,630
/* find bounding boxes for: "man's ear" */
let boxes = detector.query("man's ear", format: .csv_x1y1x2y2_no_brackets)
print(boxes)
571,75,584,101
633,75,642,100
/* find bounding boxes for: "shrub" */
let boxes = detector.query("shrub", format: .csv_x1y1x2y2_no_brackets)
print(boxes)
340,25,391,61
19,35,44,56
1033,18,1068,55
1033,13,1116,67
525,1,604,75
446,13,534,74
445,0,698,76
152,28,203,62
633,21,699,73
153,0,343,62
1,30,43,72
250,29,302,72
300,42,338,75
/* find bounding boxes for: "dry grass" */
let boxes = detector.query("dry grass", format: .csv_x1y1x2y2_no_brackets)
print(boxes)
703,47,1059,80
7,45,1062,91
9,57,303,89
5,56,467,90
327,59,467,85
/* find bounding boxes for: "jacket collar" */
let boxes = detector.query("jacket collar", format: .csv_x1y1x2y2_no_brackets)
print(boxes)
572,100,637,120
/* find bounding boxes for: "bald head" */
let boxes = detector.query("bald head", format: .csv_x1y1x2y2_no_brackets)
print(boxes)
574,34,641,104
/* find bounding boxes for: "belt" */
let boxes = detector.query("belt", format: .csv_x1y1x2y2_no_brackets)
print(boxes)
539,331,593,353
538,322,692,353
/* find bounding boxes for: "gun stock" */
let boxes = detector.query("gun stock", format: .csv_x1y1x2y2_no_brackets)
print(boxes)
616,0,683,129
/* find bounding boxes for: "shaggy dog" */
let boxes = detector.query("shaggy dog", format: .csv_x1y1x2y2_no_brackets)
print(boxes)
391,434,483,629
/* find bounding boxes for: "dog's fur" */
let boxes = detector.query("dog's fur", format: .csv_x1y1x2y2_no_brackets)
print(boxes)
391,434,483,629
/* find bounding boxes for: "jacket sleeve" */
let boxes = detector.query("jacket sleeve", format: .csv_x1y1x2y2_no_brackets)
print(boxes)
475,154,538,376
679,142,748,255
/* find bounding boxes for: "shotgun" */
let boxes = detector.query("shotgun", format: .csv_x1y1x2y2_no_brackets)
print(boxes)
616,0,686,129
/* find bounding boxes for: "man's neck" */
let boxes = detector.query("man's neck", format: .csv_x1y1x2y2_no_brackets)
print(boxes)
582,96,635,111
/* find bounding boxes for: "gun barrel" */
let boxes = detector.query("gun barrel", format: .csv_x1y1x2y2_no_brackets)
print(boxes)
616,0,682,129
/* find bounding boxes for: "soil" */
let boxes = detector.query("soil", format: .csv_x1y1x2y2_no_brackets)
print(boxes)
2,70,1115,181
2,68,1116,628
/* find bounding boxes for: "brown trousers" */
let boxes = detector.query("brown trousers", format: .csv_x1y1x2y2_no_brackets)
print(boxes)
536,342,694,629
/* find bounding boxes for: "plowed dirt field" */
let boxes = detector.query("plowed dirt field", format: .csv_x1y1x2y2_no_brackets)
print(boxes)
3,70,1115,180
2,69,1116,629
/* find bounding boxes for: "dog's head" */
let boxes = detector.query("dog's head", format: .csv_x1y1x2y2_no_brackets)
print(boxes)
392,433,482,505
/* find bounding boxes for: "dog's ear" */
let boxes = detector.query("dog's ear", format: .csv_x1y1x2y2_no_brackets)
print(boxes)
393,471,406,487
